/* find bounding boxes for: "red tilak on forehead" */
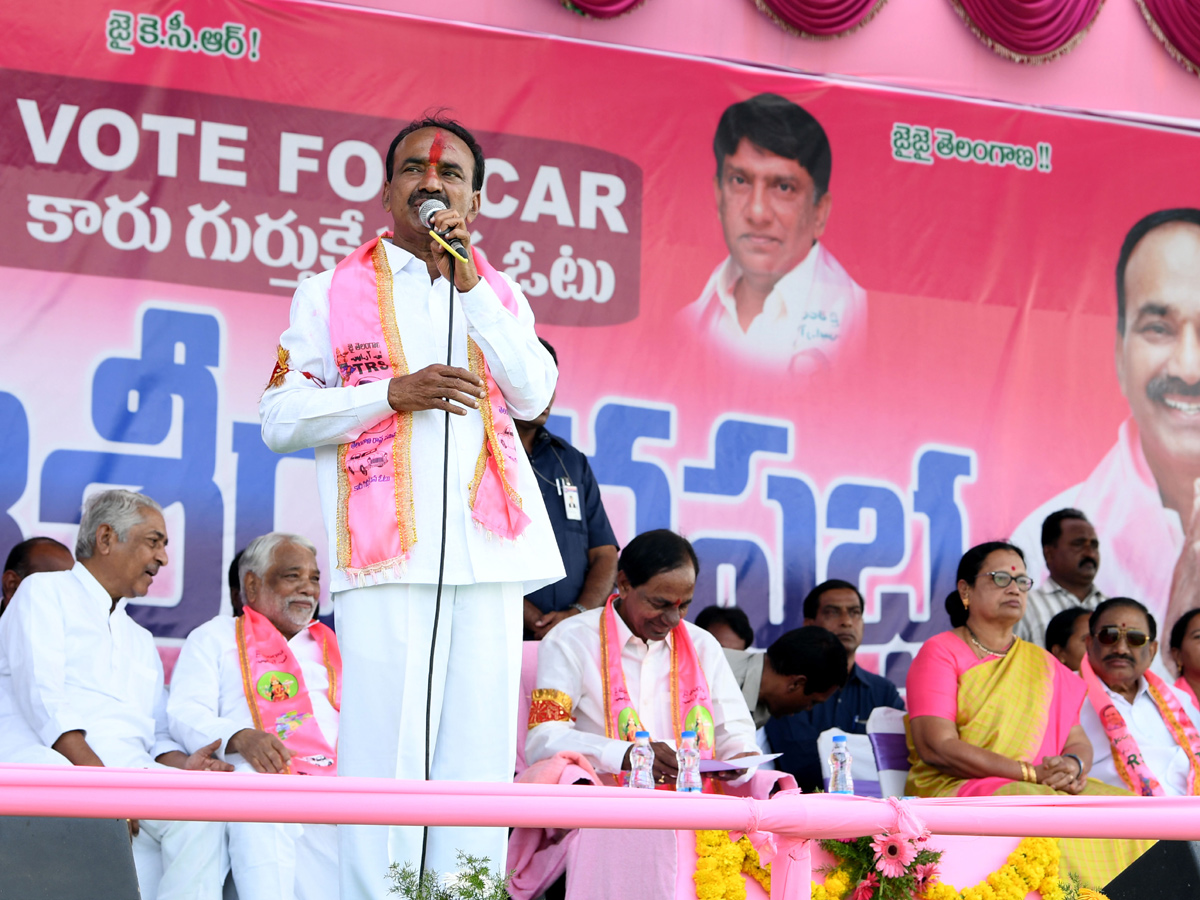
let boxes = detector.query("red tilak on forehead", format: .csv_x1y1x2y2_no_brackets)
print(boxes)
428,130,445,164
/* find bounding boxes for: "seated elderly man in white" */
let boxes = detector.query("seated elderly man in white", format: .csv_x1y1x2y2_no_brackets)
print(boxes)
168,532,339,900
0,489,228,900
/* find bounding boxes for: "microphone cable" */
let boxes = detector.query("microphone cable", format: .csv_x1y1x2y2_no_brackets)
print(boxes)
419,250,455,882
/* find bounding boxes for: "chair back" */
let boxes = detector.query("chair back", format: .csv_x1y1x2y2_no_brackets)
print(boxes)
816,728,880,797
866,706,911,798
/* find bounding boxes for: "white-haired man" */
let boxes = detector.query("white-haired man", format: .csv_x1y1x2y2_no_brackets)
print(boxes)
0,489,228,900
168,532,339,900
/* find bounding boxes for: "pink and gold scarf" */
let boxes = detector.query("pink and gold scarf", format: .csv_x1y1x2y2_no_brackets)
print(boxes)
328,236,530,581
599,593,716,788
1081,656,1200,796
235,607,341,776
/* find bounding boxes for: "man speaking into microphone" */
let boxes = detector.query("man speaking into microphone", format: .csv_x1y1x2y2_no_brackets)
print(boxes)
260,115,564,898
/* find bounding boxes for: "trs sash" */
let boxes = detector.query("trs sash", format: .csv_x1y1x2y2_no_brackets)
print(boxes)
328,236,530,581
1176,675,1200,711
599,593,716,789
1081,656,1200,796
235,607,341,776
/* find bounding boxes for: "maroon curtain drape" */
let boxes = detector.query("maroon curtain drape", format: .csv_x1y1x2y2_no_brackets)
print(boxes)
1136,0,1200,76
946,0,1106,62
754,0,891,37
559,0,650,18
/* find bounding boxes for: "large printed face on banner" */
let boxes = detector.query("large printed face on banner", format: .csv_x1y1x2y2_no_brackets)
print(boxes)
3,0,1200,684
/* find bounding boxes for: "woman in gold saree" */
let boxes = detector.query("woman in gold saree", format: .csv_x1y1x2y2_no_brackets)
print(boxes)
906,541,1151,886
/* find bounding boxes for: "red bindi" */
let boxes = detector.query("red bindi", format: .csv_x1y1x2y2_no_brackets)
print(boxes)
428,130,445,164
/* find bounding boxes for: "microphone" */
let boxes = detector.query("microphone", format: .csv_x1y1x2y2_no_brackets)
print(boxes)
418,199,467,257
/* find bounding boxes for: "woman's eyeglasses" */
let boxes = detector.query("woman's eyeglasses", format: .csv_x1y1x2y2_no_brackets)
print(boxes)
980,571,1033,591
1094,625,1150,648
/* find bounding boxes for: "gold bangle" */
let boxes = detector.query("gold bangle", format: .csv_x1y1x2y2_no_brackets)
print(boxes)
1018,761,1034,783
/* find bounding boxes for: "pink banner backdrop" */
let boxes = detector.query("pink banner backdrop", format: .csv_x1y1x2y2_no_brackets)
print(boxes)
3,0,1200,683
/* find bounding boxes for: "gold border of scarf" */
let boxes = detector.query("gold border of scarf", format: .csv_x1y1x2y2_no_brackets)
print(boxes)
335,241,416,573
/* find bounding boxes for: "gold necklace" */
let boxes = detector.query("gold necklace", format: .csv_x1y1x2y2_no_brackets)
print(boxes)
966,626,1014,657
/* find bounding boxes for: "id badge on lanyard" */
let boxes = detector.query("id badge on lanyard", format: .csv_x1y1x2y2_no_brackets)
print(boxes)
557,477,582,521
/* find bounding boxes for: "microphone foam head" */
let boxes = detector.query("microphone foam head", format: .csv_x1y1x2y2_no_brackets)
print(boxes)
418,199,446,229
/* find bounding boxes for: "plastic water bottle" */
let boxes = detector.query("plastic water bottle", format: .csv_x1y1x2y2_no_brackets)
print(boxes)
676,730,703,794
829,734,854,794
629,731,655,790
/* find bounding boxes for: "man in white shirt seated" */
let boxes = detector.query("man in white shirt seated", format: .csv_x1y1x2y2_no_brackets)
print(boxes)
168,532,339,900
1079,597,1200,795
527,529,759,787
0,489,228,900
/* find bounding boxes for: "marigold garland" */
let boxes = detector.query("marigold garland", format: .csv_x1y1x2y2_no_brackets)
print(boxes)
694,831,1081,900
693,831,774,899
812,836,1064,900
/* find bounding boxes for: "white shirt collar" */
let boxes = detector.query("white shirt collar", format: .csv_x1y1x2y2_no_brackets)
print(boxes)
1101,674,1150,706
711,242,822,331
611,601,673,651
73,560,126,615
382,236,427,277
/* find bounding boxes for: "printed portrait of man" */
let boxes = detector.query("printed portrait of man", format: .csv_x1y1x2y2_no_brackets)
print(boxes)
1012,209,1200,648
678,93,866,374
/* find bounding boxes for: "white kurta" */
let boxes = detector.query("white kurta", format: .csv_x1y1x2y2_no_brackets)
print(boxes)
1079,676,1200,796
0,562,182,766
679,243,866,373
167,615,339,900
260,240,563,899
0,562,224,900
167,615,338,763
258,239,564,595
526,608,760,777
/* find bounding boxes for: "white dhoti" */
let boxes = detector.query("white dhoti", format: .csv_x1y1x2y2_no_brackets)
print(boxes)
131,817,226,900
226,818,337,900
224,758,340,900
335,580,523,900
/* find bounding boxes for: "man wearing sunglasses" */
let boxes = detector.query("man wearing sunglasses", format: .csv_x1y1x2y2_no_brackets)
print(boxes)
1078,598,1200,795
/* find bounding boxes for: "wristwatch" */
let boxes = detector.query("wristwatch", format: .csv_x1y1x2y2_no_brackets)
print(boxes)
570,603,588,615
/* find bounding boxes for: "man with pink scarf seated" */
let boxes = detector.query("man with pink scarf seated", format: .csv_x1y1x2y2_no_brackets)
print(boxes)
167,532,339,900
526,529,760,788
1078,597,1200,795
1012,208,1200,661
518,530,765,899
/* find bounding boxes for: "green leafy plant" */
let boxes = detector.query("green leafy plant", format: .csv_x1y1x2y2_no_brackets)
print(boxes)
388,851,512,900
